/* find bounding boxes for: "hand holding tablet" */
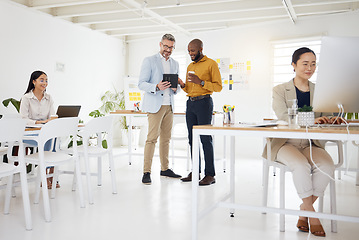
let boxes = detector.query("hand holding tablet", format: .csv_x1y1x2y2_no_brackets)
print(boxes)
162,74,178,88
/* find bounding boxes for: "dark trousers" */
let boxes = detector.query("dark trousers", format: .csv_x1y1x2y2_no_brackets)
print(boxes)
186,96,215,176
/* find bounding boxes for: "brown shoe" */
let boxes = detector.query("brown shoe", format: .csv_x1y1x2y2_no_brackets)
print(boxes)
181,172,200,182
199,175,215,186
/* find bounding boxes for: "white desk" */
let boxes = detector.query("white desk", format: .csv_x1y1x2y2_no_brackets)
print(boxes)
191,124,359,240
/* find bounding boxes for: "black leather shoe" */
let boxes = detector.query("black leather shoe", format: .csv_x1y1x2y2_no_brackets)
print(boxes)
180,172,200,182
160,169,181,178
142,172,151,185
199,175,215,186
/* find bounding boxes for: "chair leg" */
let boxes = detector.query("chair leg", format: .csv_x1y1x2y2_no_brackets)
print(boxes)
279,167,285,232
75,156,85,208
72,165,77,191
318,196,324,213
330,179,337,233
4,174,14,214
50,166,59,199
262,159,270,214
97,157,102,186
84,153,94,205
39,164,52,222
34,167,42,204
19,168,32,230
108,152,117,194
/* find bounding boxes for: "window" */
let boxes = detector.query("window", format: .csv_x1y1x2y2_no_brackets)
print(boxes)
272,38,322,87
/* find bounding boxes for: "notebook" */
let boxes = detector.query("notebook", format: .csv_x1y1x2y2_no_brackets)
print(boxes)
56,105,81,118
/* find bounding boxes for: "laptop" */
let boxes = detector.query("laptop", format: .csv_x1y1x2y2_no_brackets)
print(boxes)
56,105,81,118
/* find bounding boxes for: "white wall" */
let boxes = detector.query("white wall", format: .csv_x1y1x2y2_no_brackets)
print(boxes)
127,10,359,158
0,0,125,123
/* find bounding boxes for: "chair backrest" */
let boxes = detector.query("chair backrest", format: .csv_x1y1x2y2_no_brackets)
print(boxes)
81,116,114,145
37,117,79,147
1,113,21,119
0,118,26,143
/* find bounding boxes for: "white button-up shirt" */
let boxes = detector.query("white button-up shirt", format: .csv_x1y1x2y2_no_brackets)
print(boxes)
20,90,55,125
160,53,171,105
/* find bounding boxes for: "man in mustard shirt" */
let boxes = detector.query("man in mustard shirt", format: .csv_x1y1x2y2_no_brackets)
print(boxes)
178,39,222,185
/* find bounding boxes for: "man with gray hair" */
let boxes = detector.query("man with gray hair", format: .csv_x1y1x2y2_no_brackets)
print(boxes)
138,33,182,184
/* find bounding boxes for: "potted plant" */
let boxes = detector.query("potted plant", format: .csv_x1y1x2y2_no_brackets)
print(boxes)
89,89,138,147
298,105,314,127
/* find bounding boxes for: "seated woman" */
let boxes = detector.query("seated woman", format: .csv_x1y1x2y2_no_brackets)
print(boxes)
20,70,58,189
263,47,342,237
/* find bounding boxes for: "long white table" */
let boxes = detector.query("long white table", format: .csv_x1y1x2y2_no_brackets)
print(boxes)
191,124,359,240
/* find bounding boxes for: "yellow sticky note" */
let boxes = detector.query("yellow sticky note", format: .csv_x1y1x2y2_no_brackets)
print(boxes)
229,64,233,69
224,80,228,84
246,61,251,65
136,92,141,96
247,66,251,71
138,97,141,100
129,92,133,96
229,80,234,84
129,97,134,101
216,59,221,63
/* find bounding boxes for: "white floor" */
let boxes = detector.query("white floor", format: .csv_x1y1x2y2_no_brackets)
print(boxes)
1,147,359,240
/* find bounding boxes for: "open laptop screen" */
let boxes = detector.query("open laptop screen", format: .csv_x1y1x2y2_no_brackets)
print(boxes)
56,105,81,118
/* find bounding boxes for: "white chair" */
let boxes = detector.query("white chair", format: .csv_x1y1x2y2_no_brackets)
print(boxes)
76,115,117,204
24,117,85,222
262,139,344,232
0,118,32,230
170,118,190,171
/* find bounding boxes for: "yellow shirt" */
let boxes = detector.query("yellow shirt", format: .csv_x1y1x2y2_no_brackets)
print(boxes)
182,55,222,97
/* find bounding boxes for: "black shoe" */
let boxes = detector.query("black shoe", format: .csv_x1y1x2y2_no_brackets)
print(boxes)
160,169,182,178
142,172,151,185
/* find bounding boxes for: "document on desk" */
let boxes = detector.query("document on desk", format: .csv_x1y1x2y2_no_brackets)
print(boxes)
237,122,278,127
26,124,44,128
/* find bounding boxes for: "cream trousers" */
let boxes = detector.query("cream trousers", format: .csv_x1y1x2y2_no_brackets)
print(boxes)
143,105,173,173
276,139,335,199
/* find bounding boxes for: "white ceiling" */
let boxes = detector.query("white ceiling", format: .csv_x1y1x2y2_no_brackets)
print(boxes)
10,0,359,41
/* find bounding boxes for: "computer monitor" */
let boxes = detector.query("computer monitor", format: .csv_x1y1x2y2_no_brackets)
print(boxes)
312,36,359,113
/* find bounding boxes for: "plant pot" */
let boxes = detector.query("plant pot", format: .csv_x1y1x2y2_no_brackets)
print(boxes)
298,112,315,127
121,128,141,149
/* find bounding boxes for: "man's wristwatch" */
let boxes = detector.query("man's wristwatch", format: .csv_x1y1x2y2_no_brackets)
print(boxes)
200,80,205,87
156,85,160,91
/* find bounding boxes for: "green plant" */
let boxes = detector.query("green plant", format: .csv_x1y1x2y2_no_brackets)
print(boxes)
88,89,127,149
298,105,313,112
2,98,20,113
345,112,359,120
89,89,127,129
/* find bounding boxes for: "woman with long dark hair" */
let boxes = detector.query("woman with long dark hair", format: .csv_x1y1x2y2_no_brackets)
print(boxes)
263,47,343,237
20,70,55,125
20,71,58,188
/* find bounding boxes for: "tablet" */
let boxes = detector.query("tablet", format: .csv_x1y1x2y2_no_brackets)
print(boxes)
163,74,178,88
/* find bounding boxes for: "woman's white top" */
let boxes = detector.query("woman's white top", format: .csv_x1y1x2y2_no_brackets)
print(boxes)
20,90,55,125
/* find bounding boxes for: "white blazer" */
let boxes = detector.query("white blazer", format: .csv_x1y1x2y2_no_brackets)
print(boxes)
138,53,179,113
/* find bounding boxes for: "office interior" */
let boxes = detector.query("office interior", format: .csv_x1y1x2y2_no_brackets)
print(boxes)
1,0,359,239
